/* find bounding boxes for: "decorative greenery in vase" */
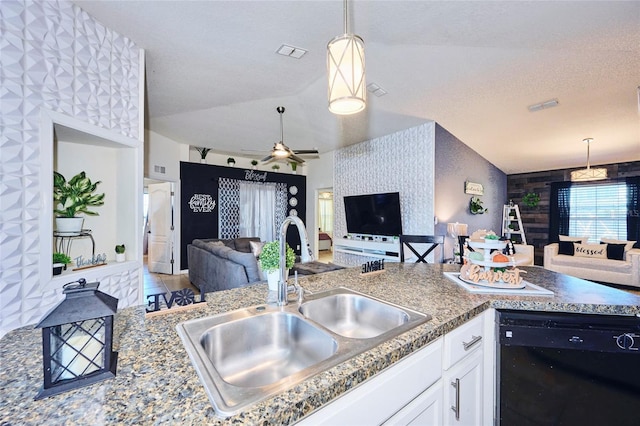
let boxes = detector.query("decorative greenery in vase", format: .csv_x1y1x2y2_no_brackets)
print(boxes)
53,252,72,265
115,244,125,254
195,147,211,160
469,196,487,215
522,192,540,208
258,241,295,272
289,162,297,173
53,171,105,218
227,157,235,166
272,164,280,171
251,160,258,169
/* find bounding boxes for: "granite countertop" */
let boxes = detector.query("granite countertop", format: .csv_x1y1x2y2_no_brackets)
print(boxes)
1,264,639,425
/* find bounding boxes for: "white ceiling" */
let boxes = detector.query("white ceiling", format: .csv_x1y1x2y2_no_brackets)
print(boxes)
75,0,640,174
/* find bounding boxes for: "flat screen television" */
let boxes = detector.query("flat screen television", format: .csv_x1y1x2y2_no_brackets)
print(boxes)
344,192,403,237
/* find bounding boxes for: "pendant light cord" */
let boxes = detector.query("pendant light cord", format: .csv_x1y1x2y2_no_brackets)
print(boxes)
343,0,348,34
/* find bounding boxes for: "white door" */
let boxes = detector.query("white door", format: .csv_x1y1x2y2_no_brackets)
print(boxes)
148,182,173,274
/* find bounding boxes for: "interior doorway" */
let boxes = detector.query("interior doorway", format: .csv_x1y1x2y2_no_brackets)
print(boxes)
317,189,334,264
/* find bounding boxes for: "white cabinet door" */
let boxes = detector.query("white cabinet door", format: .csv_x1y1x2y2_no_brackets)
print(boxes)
383,380,443,426
443,350,484,426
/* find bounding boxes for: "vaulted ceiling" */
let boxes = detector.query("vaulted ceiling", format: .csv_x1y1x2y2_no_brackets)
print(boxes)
75,0,640,174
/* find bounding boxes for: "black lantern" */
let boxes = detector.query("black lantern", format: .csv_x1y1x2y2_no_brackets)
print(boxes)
35,279,118,399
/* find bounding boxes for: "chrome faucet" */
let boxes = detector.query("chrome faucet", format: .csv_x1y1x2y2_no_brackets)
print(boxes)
278,215,314,306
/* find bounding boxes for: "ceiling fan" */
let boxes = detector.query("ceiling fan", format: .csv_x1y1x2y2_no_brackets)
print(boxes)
260,106,319,164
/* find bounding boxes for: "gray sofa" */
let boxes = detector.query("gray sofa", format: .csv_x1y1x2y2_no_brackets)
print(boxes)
187,237,262,294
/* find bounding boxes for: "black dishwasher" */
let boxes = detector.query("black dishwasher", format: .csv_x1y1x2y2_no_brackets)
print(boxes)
497,309,640,426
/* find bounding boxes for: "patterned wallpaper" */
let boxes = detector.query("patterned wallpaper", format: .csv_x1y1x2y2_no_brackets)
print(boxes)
334,123,436,266
0,0,141,336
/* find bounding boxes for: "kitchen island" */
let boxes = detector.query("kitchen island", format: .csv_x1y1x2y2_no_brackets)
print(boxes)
1,264,639,425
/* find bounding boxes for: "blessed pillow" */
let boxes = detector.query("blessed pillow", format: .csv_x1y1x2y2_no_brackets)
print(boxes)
249,241,265,258
604,243,626,261
600,238,636,253
557,241,575,256
574,243,607,259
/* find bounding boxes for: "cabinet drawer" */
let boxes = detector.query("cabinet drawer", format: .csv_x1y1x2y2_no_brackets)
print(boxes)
443,313,485,370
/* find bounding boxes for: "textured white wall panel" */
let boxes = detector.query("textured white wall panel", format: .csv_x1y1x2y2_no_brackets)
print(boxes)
334,123,436,266
0,0,141,336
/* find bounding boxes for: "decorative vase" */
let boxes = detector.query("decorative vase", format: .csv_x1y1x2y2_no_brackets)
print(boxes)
115,253,125,262
200,158,206,164
55,217,84,234
53,263,64,276
266,269,288,292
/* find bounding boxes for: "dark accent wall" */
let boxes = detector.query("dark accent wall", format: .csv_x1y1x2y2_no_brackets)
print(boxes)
434,124,507,256
180,162,306,270
507,161,640,265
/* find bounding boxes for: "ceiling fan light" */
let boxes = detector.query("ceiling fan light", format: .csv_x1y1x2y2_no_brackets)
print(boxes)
273,148,289,158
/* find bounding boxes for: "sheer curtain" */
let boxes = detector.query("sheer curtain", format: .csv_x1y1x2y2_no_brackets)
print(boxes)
239,182,276,242
319,197,334,236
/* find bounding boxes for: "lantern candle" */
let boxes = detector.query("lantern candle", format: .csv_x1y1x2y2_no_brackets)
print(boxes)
59,333,103,379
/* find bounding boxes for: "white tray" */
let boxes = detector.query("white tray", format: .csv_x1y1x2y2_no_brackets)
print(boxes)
444,272,554,296
468,240,507,250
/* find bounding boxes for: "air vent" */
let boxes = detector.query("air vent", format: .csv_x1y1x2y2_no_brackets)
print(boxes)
367,83,387,97
528,98,559,112
276,44,307,59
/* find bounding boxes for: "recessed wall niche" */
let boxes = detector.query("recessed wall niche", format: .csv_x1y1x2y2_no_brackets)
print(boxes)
42,111,142,288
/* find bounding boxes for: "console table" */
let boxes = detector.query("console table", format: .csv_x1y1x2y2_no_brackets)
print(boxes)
53,229,95,257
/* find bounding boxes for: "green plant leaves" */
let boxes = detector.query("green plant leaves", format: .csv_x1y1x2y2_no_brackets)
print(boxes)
53,171,105,217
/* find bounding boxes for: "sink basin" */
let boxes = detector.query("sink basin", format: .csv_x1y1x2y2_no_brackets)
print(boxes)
200,312,337,387
177,287,430,417
299,293,409,338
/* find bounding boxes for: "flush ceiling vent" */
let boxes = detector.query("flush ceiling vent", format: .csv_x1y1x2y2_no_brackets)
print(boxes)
528,98,559,112
367,83,387,97
276,44,307,59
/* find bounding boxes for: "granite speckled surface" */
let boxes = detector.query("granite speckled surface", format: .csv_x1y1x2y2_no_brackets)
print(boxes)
1,264,639,425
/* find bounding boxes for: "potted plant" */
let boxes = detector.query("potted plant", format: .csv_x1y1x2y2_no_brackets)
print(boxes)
115,244,126,262
289,162,298,174
271,164,280,171
251,159,259,170
469,196,487,215
259,241,295,291
196,147,210,163
522,192,540,208
227,157,236,167
53,252,71,275
53,171,105,234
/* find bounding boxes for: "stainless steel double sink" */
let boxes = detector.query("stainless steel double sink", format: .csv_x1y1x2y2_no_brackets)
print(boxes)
176,287,430,417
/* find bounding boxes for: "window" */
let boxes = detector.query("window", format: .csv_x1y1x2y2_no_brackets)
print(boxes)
568,182,627,242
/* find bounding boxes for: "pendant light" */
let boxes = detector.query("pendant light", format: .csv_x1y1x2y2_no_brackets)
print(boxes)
570,138,608,182
327,0,366,115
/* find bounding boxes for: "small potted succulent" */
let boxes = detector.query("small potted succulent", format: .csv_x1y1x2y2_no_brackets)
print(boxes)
196,147,210,163
53,252,72,275
115,244,126,262
271,164,280,171
251,159,259,170
289,162,298,174
227,157,236,167
53,171,105,234
258,241,295,291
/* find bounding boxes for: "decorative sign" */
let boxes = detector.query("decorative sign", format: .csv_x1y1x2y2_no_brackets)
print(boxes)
188,194,216,212
361,259,385,275
73,253,107,270
244,170,268,182
145,288,206,317
464,181,484,196
461,264,525,285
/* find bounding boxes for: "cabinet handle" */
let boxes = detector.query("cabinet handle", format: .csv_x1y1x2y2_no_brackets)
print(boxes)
451,378,460,420
462,335,482,351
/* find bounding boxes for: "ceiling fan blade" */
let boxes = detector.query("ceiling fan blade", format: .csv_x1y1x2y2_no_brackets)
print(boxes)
289,154,305,164
292,149,319,155
261,153,274,162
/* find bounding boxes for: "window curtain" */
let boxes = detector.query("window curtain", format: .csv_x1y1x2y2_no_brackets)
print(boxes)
549,181,571,242
239,182,276,242
318,198,333,236
627,177,640,248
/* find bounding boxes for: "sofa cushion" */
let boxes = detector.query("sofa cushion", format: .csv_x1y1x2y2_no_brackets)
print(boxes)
234,237,260,253
557,241,575,256
605,243,626,261
551,254,632,273
574,243,607,259
601,238,636,253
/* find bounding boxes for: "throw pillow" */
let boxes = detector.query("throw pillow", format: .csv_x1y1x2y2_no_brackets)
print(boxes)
600,238,636,253
559,235,583,243
574,243,607,259
249,241,265,258
206,241,225,249
557,241,575,256
604,243,626,261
